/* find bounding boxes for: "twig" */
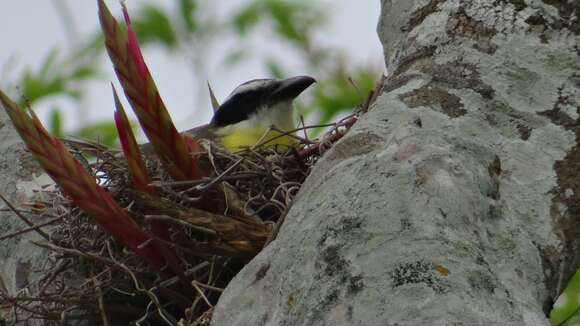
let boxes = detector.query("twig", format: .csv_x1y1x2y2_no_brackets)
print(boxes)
150,173,262,188
158,262,210,289
299,115,308,140
195,158,244,191
191,282,212,308
103,241,175,326
0,216,63,241
94,279,110,326
191,281,223,293
347,76,363,101
297,115,358,158
145,215,217,237
0,192,50,240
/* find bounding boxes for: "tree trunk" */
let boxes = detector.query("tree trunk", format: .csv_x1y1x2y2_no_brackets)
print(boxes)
211,1,579,325
0,107,52,324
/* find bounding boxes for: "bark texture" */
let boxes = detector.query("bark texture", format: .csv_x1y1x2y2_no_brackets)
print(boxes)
0,107,52,320
212,0,579,325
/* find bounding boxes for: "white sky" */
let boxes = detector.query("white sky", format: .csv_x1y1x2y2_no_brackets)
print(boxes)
0,0,383,136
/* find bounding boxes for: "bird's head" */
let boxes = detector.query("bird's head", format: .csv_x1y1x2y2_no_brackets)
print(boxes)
210,75,316,127
210,75,316,151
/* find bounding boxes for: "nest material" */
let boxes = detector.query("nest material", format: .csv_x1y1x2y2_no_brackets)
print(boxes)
0,116,359,325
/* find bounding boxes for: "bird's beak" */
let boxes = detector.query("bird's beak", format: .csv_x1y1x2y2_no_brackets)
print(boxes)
270,75,316,101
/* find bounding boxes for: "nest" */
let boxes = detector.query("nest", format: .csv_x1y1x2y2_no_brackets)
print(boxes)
0,115,358,325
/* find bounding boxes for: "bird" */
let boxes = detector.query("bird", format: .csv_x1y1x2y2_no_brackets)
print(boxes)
142,75,316,154
189,75,316,151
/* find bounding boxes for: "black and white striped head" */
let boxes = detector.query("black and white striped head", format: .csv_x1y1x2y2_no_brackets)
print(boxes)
210,76,316,127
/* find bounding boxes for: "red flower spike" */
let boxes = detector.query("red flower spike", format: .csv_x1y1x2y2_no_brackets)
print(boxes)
98,0,205,181
121,2,148,81
113,85,186,277
112,85,154,194
0,90,166,271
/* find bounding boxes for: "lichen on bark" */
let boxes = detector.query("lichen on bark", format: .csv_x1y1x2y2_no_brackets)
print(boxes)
213,1,580,325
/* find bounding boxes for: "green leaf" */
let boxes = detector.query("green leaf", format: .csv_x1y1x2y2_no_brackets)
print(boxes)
73,121,120,147
232,2,261,36
70,66,99,81
223,48,248,66
266,0,303,44
266,59,285,79
312,69,376,124
266,0,323,47
179,0,198,33
68,34,105,64
551,268,580,326
18,42,103,104
39,47,60,77
48,108,63,138
21,69,66,103
133,5,177,49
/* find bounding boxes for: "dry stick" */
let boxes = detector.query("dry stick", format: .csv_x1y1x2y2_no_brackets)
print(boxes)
0,295,93,304
0,216,63,241
194,158,244,191
189,258,225,318
191,280,223,293
297,115,358,158
103,241,175,326
150,173,262,188
266,208,289,245
78,267,115,292
38,260,71,296
32,241,130,272
268,184,293,213
254,113,358,159
347,76,363,101
282,184,301,207
144,228,213,258
62,138,113,155
354,75,385,114
145,215,217,237
9,301,56,322
244,190,276,217
157,262,210,289
252,125,316,150
191,282,213,308
134,300,177,326
34,240,192,313
207,256,216,286
109,286,135,297
250,127,279,152
299,115,309,140
12,302,87,324
188,295,203,321
0,208,45,214
238,150,267,170
94,279,110,326
361,88,376,113
0,192,50,240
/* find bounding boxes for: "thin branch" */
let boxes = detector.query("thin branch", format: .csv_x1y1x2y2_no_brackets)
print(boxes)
0,192,50,240
0,216,62,241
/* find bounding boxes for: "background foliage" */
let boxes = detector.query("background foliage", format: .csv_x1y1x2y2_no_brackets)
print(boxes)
8,0,378,147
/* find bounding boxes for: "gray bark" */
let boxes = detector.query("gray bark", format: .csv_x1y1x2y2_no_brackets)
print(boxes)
212,1,579,325
0,107,53,323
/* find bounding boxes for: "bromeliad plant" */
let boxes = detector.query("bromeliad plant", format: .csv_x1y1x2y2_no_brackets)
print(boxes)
0,1,370,324
1,1,204,277
0,2,255,323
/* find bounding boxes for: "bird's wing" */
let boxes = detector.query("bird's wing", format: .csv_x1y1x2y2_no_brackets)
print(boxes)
140,124,215,156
